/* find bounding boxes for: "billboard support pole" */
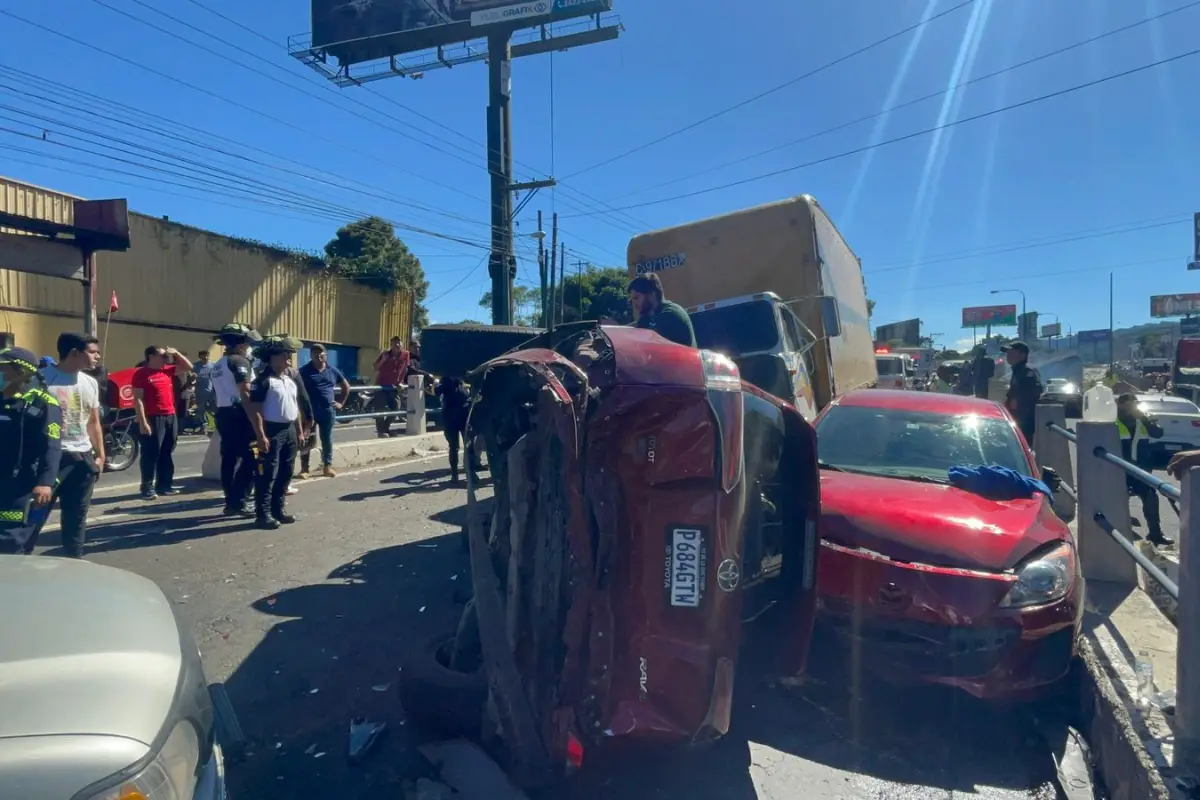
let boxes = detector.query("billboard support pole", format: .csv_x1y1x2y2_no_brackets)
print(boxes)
487,31,514,326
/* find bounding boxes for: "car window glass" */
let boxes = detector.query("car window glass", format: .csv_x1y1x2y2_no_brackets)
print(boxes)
816,405,1031,479
691,300,780,354
781,308,817,376
1140,399,1200,415
876,357,903,375
778,307,801,351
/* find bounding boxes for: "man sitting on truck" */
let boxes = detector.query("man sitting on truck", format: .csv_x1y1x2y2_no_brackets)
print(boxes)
627,273,697,348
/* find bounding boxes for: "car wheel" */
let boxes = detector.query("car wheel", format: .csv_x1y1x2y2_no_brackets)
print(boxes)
397,628,487,738
420,323,543,379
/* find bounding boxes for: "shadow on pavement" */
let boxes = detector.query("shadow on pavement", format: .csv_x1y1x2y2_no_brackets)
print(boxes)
223,533,470,799
559,624,1059,799
90,476,218,508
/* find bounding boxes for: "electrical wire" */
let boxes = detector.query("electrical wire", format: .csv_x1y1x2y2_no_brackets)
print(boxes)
885,255,1180,296
561,0,977,180
174,0,654,233
864,216,1191,274
621,0,1200,199
0,68,612,266
561,45,1200,217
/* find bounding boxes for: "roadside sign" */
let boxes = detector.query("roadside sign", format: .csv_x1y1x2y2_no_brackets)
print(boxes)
1151,293,1200,318
961,304,1017,328
1040,322,1062,338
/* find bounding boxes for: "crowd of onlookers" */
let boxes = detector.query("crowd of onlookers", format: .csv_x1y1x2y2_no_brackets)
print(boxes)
0,324,446,554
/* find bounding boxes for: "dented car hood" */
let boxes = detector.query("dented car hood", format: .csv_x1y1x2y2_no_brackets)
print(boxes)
819,471,1064,571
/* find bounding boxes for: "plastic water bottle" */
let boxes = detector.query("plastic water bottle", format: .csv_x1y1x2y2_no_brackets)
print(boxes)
1135,650,1155,709
1083,384,1117,422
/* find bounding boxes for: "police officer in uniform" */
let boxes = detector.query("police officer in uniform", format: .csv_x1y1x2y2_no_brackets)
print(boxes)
211,323,262,516
0,347,62,555
1117,392,1172,546
247,336,311,530
1002,341,1044,445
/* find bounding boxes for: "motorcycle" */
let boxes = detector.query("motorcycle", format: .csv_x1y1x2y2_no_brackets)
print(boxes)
102,407,140,472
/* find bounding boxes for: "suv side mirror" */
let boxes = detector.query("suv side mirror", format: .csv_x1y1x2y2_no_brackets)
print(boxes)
819,296,842,338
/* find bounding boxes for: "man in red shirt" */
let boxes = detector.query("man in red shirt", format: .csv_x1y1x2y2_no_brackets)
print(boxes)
133,345,193,500
372,336,410,437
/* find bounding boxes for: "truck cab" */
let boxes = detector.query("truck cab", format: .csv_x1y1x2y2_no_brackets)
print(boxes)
688,292,821,420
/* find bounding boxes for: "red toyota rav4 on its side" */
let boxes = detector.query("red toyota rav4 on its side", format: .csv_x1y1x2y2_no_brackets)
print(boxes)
446,322,822,787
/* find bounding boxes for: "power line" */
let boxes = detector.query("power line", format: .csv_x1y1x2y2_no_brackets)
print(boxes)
864,216,1190,274
561,45,1200,217
0,67,614,265
887,255,1179,296
175,0,654,234
561,0,977,180
621,1,1200,199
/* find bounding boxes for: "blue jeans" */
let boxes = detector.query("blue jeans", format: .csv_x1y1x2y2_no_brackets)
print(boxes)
301,409,336,473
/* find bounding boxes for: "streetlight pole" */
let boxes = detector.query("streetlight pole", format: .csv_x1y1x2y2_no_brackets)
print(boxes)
991,288,1027,339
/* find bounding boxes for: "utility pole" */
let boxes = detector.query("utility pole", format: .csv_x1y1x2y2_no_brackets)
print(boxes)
560,242,567,323
548,212,559,329
486,31,514,326
537,210,547,325
1109,272,1115,374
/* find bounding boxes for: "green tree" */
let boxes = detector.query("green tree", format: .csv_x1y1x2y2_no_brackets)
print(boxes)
324,216,430,328
940,349,962,360
866,297,876,318
478,284,543,326
548,267,633,325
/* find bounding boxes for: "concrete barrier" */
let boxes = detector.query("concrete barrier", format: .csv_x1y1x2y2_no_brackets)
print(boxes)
201,430,448,480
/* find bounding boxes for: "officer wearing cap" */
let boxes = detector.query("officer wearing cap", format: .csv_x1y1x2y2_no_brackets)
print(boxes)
1002,341,1044,445
212,323,262,516
247,335,312,529
0,347,62,555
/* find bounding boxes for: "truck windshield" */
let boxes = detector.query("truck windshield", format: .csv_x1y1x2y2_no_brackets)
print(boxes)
690,300,780,354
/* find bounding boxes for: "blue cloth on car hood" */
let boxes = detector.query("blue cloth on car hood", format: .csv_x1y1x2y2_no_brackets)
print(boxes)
947,464,1053,501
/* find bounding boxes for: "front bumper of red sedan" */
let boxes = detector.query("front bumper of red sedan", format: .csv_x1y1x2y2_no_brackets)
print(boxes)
815,540,1083,699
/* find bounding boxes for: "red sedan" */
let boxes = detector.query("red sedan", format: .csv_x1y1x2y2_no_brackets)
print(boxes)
813,390,1082,699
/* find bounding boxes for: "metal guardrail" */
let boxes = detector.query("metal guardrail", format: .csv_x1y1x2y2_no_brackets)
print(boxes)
1093,512,1179,600
1044,418,1178,599
334,383,442,425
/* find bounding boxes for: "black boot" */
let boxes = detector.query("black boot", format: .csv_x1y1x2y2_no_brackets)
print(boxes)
272,504,298,525
255,514,280,530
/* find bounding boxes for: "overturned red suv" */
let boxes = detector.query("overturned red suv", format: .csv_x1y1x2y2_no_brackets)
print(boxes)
442,322,822,787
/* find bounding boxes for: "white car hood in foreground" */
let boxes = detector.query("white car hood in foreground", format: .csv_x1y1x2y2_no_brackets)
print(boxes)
0,556,182,793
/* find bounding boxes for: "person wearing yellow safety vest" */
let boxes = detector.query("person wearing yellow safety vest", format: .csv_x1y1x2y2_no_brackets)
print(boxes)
1116,392,1172,547
0,347,63,555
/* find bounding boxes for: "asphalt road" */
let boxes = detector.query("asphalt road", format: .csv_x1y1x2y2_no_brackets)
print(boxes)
102,420,399,487
34,457,1072,800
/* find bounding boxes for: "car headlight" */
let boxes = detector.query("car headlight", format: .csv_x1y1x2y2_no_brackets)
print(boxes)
1000,542,1075,608
87,721,201,800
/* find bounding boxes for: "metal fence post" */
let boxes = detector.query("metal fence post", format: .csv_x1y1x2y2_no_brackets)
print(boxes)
1034,404,1075,521
406,374,426,435
1074,421,1139,585
1177,467,1200,769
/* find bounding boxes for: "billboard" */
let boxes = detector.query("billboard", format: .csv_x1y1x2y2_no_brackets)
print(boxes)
1041,322,1062,338
1077,329,1111,344
874,318,920,347
1017,311,1039,341
962,304,1017,328
1151,293,1200,318
310,0,611,64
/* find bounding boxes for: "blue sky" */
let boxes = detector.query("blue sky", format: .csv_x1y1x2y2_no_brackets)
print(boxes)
2,0,1197,350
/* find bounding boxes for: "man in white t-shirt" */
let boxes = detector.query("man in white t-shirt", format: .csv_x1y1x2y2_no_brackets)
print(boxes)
39,332,105,557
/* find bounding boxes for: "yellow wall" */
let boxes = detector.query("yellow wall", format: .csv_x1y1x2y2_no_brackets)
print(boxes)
0,176,413,376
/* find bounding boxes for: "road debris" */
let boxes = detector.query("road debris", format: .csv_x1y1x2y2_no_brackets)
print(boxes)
348,717,386,764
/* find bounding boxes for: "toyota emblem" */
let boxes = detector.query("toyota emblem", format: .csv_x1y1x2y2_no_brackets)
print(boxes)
717,558,740,593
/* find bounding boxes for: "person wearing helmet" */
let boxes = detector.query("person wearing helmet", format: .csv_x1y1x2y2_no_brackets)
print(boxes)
246,335,312,529
0,347,62,555
211,323,262,516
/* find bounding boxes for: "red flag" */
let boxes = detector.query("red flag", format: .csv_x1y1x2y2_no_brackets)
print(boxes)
109,290,119,314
